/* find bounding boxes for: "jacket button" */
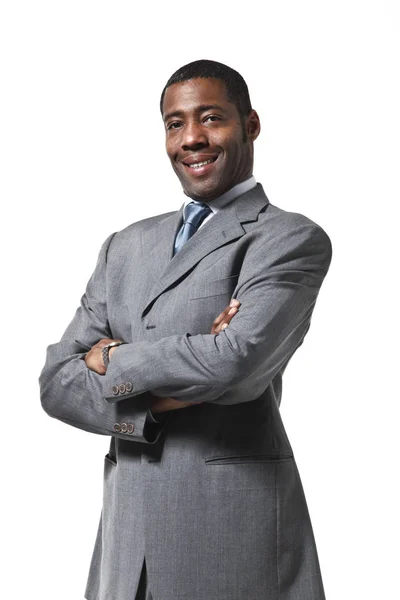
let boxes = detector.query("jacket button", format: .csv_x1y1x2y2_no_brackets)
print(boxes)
120,423,128,433
113,423,121,432
112,385,119,395
118,383,126,394
127,423,134,434
125,382,133,392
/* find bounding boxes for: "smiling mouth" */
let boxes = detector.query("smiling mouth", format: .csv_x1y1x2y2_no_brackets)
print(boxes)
183,156,218,170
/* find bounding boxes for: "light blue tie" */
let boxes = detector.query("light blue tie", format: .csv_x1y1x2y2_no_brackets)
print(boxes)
174,201,212,255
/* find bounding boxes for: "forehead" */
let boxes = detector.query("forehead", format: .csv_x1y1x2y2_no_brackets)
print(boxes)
162,78,234,117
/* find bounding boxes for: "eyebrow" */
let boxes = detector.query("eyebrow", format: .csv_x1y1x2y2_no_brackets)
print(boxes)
163,104,226,122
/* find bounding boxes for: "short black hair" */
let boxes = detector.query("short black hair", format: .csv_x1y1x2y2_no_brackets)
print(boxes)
160,59,252,118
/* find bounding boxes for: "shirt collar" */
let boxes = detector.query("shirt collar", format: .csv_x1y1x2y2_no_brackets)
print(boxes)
182,175,257,214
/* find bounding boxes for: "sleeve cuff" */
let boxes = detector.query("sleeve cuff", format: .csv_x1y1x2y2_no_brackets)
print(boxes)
110,396,169,444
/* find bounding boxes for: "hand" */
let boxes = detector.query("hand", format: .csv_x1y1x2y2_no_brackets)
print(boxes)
150,298,241,414
211,298,241,334
84,338,123,375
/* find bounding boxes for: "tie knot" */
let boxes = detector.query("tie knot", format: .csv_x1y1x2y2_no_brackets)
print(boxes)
173,201,213,255
184,201,212,229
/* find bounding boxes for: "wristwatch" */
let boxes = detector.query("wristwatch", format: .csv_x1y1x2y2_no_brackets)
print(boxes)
102,341,126,368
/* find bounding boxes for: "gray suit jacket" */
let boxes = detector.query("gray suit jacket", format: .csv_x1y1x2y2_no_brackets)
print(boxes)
40,183,332,600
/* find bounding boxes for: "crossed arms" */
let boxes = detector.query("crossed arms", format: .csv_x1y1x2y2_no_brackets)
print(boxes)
39,218,332,444
83,299,241,415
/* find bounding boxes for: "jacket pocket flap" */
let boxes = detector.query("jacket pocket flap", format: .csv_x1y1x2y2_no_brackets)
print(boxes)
189,274,240,299
205,453,293,465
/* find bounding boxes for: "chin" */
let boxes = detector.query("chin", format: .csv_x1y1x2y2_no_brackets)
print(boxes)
186,188,217,201
185,180,223,201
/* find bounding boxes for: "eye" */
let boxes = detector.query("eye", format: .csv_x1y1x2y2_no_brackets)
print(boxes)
204,115,221,123
166,121,183,131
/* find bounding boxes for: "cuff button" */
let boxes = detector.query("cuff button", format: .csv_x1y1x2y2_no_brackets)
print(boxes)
127,423,134,434
125,382,133,393
112,385,119,395
113,423,121,432
120,423,128,433
118,383,126,394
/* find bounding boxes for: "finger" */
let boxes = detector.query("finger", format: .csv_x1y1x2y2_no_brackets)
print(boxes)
218,306,238,326
220,298,240,318
212,309,230,328
212,300,241,329
211,312,235,334
211,305,240,334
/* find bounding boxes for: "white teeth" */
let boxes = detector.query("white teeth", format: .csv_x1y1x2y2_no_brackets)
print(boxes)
188,158,215,169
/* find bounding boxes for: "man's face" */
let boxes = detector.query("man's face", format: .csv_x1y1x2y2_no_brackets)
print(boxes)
162,78,260,201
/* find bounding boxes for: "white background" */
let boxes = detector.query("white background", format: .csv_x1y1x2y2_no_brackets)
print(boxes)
1,1,399,598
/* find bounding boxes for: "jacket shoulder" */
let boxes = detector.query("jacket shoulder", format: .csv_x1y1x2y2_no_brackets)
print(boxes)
105,210,176,253
261,203,331,248
118,210,176,238
247,202,332,273
263,202,327,229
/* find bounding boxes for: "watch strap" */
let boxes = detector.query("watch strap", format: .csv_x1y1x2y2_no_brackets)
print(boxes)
102,341,126,368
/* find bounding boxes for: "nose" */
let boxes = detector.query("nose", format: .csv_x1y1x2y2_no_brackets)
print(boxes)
181,120,208,150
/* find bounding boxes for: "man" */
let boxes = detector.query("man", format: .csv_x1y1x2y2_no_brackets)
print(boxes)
40,59,332,600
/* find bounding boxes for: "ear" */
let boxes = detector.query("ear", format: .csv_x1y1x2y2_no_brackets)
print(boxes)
246,110,261,141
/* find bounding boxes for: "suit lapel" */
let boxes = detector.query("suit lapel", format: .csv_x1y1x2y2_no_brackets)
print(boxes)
141,183,269,317
141,208,183,284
